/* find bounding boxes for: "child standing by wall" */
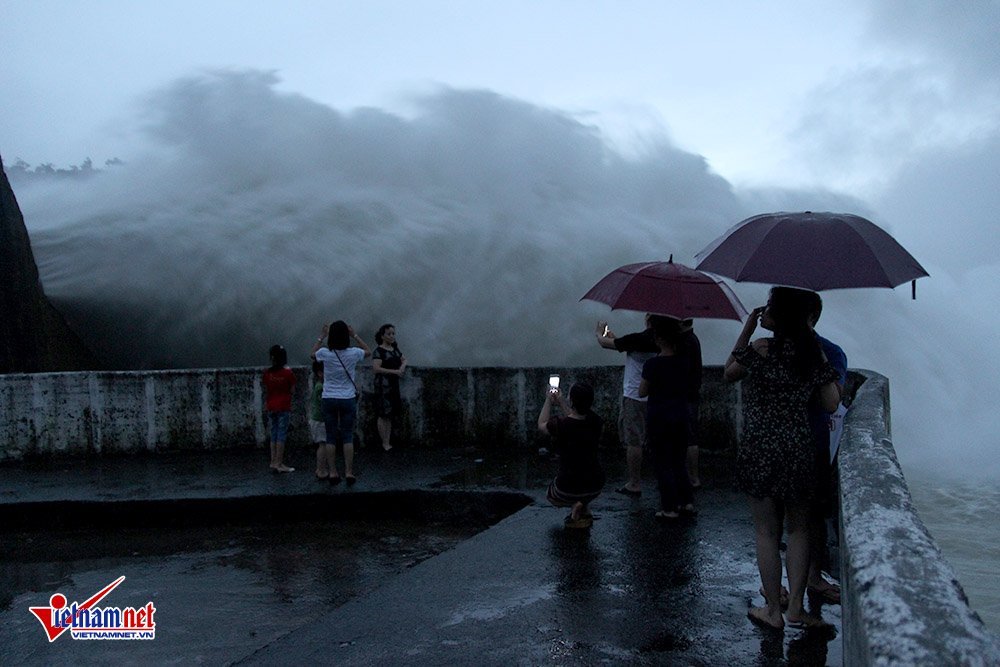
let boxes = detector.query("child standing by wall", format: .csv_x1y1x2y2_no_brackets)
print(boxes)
263,344,296,473
309,361,329,478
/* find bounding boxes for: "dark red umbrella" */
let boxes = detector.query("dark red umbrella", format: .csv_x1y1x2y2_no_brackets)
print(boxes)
581,257,748,321
694,211,929,297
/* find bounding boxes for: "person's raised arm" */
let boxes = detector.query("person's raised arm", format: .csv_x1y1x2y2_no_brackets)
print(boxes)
596,321,617,350
724,306,764,382
348,325,372,358
310,323,330,360
537,388,557,434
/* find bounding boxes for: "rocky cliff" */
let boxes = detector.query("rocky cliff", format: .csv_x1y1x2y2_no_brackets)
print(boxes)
1,154,100,372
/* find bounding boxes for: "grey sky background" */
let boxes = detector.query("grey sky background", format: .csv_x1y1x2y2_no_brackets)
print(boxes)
2,1,1000,477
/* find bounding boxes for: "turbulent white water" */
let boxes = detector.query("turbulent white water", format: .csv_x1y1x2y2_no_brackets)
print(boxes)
8,71,1000,630
909,474,1000,636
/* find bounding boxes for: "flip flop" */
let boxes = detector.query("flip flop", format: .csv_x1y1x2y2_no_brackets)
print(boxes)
615,486,642,497
786,615,836,634
329,475,342,485
345,475,357,486
679,505,699,518
746,607,783,631
654,510,680,521
564,515,593,529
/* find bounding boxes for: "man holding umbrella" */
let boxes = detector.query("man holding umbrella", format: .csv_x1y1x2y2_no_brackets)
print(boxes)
805,292,847,605
584,258,750,496
596,315,659,496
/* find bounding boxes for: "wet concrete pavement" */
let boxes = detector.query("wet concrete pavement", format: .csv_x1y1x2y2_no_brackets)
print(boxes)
0,447,841,665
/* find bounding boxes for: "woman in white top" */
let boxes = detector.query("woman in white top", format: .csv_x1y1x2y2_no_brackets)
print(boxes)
311,320,371,484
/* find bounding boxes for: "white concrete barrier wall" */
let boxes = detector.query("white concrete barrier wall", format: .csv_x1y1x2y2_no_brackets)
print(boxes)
839,370,1000,665
0,365,739,460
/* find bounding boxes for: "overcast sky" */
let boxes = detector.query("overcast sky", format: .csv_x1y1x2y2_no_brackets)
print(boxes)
4,1,995,192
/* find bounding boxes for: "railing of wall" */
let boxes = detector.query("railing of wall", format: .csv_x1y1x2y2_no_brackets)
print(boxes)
838,370,1000,665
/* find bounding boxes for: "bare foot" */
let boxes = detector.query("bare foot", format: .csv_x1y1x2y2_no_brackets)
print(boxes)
679,504,699,517
747,606,784,630
786,611,835,632
807,581,841,604
274,464,295,473
759,585,790,609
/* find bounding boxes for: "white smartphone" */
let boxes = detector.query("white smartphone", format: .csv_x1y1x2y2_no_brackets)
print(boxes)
548,374,560,391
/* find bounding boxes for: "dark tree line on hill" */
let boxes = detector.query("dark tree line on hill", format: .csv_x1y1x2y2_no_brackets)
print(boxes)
5,156,124,181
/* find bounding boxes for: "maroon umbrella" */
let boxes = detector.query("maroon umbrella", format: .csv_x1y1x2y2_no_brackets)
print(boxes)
694,211,929,297
581,257,748,321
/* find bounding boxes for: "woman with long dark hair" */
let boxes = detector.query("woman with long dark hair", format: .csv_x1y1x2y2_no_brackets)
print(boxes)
372,323,407,451
724,287,841,631
310,320,371,484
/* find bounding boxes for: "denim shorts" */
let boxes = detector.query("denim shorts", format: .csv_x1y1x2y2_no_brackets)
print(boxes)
322,397,357,446
268,411,290,443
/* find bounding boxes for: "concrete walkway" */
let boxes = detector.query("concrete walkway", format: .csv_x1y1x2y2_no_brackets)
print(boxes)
0,447,842,666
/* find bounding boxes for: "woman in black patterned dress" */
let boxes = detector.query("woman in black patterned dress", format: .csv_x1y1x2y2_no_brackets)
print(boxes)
373,323,406,451
724,287,841,632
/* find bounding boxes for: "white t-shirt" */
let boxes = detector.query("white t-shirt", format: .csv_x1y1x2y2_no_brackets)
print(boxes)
623,351,656,401
316,347,365,399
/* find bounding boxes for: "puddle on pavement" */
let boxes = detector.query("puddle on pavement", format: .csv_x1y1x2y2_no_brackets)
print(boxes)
0,495,525,665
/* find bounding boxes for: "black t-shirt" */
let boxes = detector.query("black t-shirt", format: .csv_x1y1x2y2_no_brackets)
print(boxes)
546,413,606,493
641,354,690,423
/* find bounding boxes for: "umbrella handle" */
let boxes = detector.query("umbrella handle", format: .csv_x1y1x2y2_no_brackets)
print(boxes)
912,280,916,300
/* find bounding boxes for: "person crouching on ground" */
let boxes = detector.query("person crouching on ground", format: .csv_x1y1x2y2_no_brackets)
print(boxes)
537,381,606,529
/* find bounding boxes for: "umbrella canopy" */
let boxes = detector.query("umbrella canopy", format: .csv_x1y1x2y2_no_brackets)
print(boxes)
581,258,748,321
694,211,929,295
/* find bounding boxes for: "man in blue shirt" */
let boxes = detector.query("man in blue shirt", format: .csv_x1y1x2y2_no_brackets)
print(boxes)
806,292,847,604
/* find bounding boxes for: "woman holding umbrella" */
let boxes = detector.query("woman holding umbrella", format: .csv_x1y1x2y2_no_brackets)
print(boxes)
724,287,841,631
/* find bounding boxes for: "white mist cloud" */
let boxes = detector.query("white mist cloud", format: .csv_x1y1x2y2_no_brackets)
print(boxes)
11,62,998,478
16,71,743,370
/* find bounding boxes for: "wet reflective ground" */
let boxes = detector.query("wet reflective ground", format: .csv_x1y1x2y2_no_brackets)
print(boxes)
0,447,843,666
1,517,483,665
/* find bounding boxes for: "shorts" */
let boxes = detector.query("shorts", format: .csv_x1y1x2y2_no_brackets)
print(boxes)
617,396,647,449
322,397,357,447
268,411,290,443
546,479,603,508
309,419,326,444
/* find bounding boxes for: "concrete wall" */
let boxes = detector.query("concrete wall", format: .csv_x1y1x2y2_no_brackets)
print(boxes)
0,365,739,459
838,370,1000,665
